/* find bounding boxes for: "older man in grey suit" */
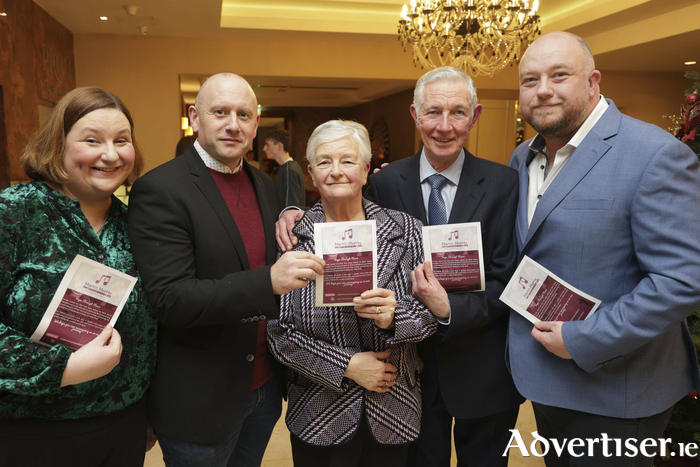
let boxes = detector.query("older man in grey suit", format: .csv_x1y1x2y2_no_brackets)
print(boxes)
507,32,700,466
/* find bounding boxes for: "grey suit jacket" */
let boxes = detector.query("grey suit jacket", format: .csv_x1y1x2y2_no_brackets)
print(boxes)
508,99,700,418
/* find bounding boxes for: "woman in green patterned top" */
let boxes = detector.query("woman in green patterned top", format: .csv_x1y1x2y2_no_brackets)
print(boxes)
0,87,157,465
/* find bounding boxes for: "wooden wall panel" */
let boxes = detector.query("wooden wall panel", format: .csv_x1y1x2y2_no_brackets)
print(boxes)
0,0,74,186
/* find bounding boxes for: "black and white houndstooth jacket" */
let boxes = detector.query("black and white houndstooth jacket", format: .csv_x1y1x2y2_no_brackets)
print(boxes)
267,198,438,447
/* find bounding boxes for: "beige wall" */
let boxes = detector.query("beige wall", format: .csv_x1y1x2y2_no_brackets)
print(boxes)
74,34,689,174
74,34,518,173
600,71,690,130
0,0,75,185
349,89,416,161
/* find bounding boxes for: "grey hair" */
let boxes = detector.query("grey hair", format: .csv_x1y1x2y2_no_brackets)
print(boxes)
306,120,372,166
413,67,478,113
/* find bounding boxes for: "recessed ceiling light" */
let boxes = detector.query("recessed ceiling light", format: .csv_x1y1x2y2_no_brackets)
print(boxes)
100,16,108,20
0,12,7,16
685,61,697,66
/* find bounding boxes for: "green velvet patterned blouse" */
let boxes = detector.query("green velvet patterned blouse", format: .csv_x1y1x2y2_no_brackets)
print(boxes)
0,181,157,420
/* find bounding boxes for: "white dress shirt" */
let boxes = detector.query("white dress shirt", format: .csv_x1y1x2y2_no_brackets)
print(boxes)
419,148,466,325
420,148,464,222
194,140,243,174
526,96,609,226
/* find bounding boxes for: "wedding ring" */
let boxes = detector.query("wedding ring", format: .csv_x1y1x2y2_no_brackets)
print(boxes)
376,306,381,314
382,382,388,389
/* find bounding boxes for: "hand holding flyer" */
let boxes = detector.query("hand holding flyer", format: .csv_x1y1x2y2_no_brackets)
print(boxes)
500,256,600,324
314,220,377,306
30,255,137,351
422,222,485,293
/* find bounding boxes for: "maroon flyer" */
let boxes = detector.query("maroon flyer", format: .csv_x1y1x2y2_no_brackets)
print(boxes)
422,223,485,293
322,252,374,304
526,276,597,322
30,255,137,351
431,250,481,291
500,256,600,324
314,220,377,306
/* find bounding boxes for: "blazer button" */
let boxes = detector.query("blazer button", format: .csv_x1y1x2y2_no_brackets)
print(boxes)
246,354,255,362
259,315,266,320
240,318,247,323
253,316,260,321
247,317,254,322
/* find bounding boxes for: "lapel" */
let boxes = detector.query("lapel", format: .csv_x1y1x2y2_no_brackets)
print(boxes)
514,145,535,250
293,199,407,290
397,152,428,224
184,148,250,270
448,150,486,224
521,100,621,250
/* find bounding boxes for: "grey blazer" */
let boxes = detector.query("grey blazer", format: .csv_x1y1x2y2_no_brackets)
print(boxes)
508,99,700,418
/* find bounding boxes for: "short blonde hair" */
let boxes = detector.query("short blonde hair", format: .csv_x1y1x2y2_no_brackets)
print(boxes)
306,120,371,166
21,86,143,186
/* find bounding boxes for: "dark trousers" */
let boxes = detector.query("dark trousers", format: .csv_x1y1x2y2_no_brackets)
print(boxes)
408,384,520,467
532,402,675,467
290,417,409,467
0,399,147,467
156,374,282,467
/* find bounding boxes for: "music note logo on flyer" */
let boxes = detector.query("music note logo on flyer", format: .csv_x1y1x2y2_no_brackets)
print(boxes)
314,220,377,307
30,255,137,351
500,256,601,324
422,222,486,293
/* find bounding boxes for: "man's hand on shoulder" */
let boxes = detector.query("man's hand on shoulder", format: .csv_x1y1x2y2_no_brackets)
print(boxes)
531,321,572,359
276,209,304,252
372,162,389,175
270,251,325,295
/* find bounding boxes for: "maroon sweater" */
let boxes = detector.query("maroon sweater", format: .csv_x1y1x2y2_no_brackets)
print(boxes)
210,168,273,391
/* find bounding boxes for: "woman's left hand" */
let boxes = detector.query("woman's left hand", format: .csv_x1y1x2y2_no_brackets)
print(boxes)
353,288,396,330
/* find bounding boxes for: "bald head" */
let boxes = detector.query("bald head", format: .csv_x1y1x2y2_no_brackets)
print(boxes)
518,32,601,149
195,73,257,112
522,32,595,77
188,72,260,170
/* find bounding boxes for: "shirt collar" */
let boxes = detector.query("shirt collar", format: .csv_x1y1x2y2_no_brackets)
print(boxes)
419,148,464,186
528,95,609,155
194,140,243,174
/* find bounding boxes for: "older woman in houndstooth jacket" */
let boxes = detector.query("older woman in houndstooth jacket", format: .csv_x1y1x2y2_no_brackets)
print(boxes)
267,120,437,467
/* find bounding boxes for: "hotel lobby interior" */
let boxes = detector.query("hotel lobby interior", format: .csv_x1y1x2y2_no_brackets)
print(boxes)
1,0,699,466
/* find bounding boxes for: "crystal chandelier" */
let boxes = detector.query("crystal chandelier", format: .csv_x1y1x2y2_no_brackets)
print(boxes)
398,0,541,77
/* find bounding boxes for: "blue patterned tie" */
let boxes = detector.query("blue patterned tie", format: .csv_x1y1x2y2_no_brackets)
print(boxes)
427,173,449,225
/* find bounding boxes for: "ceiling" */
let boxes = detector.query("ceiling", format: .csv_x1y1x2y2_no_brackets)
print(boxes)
34,0,700,107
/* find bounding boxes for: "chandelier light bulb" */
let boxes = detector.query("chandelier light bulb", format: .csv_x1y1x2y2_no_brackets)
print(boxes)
397,0,541,76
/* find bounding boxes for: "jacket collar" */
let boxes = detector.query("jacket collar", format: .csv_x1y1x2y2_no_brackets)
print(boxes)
519,99,621,250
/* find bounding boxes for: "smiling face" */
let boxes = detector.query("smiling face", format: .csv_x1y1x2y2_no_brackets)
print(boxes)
189,74,259,170
410,80,482,172
308,136,370,206
519,33,601,144
61,108,135,203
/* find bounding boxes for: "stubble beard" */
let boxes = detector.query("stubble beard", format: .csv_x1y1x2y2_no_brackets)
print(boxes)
526,96,589,140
